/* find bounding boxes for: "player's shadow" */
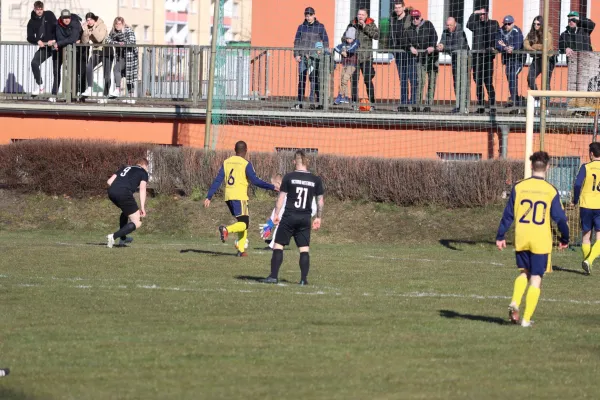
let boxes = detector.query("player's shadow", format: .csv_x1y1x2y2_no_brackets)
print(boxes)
439,239,497,251
85,242,129,248
180,249,237,257
0,387,39,400
439,309,510,325
552,266,588,276
235,275,292,284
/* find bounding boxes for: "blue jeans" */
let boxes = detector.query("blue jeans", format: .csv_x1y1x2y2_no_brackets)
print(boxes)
505,62,523,103
394,52,418,104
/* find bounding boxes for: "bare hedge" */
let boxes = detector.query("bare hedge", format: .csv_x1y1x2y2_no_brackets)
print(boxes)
0,140,523,206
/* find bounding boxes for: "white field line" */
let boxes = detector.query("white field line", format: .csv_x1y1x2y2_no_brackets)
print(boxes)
365,255,505,266
3,280,600,306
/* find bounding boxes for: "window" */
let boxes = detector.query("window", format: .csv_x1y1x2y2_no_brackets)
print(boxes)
189,30,196,44
145,0,152,9
144,26,150,41
191,0,198,14
437,152,482,161
119,0,127,7
9,4,21,18
132,25,138,35
133,0,139,7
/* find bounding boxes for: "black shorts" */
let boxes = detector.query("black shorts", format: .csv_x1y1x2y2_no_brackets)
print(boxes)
108,189,139,216
274,213,312,248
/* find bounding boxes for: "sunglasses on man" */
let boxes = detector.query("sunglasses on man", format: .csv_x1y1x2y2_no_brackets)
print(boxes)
569,18,578,23
305,13,314,16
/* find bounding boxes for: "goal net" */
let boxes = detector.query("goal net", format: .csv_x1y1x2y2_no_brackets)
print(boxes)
525,90,600,247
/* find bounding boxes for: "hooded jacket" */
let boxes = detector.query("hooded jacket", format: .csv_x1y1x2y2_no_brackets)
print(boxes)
56,14,83,48
26,10,57,44
345,18,380,62
389,10,412,50
293,19,330,58
496,25,526,65
81,18,108,48
439,23,470,54
559,18,595,53
466,13,500,52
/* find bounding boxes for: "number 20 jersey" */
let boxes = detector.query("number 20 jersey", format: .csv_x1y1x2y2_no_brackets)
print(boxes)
280,170,324,216
498,177,568,254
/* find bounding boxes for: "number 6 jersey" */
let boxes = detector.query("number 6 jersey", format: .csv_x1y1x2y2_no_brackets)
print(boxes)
280,170,324,216
497,176,569,254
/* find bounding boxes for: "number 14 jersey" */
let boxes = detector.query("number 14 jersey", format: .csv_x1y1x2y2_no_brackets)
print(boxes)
574,161,600,209
497,176,569,254
280,170,324,216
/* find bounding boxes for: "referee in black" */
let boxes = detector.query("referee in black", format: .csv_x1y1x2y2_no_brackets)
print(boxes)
106,158,149,248
261,150,324,285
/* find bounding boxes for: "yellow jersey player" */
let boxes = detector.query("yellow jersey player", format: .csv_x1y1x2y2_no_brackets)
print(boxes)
573,142,600,275
204,141,277,256
496,151,569,327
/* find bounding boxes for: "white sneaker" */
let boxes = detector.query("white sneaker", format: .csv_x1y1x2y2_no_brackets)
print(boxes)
118,237,134,246
106,234,115,248
32,85,44,96
81,87,93,97
109,88,120,98
48,97,57,103
534,100,540,108
521,319,534,328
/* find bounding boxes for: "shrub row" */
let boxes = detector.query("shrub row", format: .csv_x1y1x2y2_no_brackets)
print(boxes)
0,140,523,207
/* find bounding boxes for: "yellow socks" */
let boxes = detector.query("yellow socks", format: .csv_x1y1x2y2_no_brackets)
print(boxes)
237,230,248,252
226,222,246,234
511,275,528,309
582,243,592,261
586,241,600,265
523,286,541,322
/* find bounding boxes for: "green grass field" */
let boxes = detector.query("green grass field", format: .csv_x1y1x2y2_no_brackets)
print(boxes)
1,193,600,399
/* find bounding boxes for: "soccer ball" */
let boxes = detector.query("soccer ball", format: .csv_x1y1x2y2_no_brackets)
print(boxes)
234,239,249,250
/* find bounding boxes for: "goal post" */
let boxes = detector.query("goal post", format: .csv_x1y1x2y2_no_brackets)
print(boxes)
525,90,600,178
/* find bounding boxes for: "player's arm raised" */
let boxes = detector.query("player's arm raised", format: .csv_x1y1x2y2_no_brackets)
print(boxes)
245,163,276,191
205,166,225,208
107,174,117,187
496,188,516,250
550,193,570,250
313,194,324,230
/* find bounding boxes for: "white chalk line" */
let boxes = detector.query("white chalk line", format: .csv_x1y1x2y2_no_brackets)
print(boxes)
365,255,505,267
3,280,600,306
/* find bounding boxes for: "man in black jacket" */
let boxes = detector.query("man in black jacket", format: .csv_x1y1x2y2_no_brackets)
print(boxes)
389,1,417,112
437,17,469,113
467,7,499,114
51,9,83,102
559,11,596,57
26,1,58,96
407,9,438,112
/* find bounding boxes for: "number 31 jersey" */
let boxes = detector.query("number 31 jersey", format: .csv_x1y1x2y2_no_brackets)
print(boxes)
280,170,324,216
497,177,569,254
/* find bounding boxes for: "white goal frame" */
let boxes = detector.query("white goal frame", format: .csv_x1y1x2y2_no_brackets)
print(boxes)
525,90,600,178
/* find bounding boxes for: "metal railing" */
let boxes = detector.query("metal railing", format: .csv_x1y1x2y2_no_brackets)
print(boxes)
0,42,589,114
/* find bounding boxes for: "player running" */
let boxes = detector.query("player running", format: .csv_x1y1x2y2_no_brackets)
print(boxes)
573,142,600,275
261,150,324,285
496,151,569,327
106,158,149,248
204,141,277,257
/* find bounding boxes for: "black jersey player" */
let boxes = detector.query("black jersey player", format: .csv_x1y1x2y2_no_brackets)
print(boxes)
106,158,149,248
261,150,324,285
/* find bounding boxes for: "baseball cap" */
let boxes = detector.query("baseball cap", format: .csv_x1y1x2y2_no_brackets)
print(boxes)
568,11,579,18
60,9,71,18
315,41,323,49
410,10,421,18
503,15,515,25
304,7,315,15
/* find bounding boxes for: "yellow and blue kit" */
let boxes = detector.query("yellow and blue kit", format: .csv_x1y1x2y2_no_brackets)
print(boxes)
574,160,600,232
497,176,569,276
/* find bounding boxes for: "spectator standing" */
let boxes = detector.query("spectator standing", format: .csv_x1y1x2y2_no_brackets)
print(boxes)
467,7,499,114
437,17,469,113
333,27,360,105
407,9,438,112
559,11,595,57
27,1,58,96
390,1,417,112
80,13,111,102
525,15,555,102
292,7,330,110
496,15,525,110
346,8,380,110
106,17,139,103
52,9,83,103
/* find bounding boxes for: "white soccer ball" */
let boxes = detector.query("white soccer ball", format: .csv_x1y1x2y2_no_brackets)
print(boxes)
234,239,249,250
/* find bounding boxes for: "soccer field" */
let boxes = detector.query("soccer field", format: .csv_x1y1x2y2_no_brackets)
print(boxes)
1,230,599,399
